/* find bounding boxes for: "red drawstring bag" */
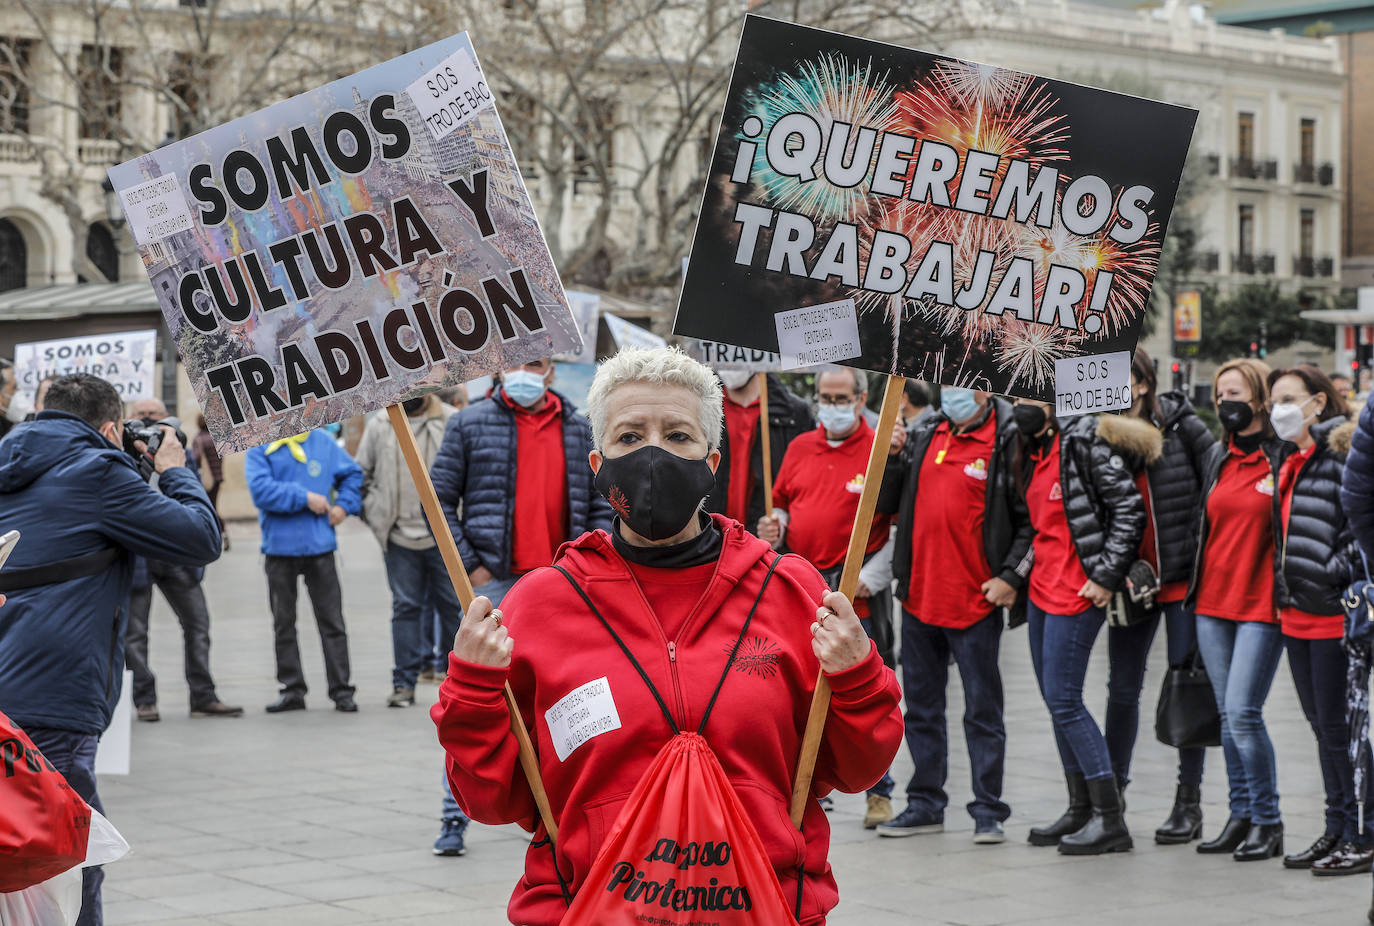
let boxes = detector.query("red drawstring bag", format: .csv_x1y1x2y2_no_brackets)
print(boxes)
554,558,798,925
564,732,796,924
0,710,92,892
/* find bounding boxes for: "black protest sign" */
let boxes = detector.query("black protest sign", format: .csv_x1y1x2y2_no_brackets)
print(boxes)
676,16,1197,401
109,33,579,452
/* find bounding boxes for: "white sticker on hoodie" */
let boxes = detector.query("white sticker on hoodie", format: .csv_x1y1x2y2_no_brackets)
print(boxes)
545,676,622,761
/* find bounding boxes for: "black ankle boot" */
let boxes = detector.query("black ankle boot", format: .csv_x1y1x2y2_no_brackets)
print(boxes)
1233,821,1283,861
1197,815,1251,853
1059,777,1133,855
1029,772,1091,846
1155,784,1203,845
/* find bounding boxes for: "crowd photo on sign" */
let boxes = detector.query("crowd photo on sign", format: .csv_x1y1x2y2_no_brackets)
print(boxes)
5,5,1374,926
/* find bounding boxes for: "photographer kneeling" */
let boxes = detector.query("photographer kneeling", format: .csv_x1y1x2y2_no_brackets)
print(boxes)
0,373,222,926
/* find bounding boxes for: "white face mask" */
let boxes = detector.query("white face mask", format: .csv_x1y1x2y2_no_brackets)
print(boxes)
717,370,753,390
5,390,33,424
1270,395,1318,442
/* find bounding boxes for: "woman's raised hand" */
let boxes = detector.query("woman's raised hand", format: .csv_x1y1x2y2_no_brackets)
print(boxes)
810,590,871,674
453,595,513,669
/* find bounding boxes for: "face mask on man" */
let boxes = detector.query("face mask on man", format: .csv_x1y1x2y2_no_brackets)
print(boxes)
1013,404,1048,437
502,369,548,408
594,445,717,541
6,390,34,424
1217,400,1255,434
817,402,858,435
941,388,979,424
1270,396,1317,442
717,370,753,390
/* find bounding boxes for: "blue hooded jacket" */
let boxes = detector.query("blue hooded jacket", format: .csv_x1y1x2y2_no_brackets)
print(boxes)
430,388,613,580
245,429,363,556
0,411,222,735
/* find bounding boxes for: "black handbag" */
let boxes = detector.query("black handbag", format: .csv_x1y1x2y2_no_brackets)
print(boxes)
1155,648,1222,749
1105,559,1161,628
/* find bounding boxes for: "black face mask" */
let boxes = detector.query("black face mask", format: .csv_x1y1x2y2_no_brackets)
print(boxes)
138,416,159,428
1013,404,1048,438
402,396,427,415
594,445,717,542
1217,400,1255,434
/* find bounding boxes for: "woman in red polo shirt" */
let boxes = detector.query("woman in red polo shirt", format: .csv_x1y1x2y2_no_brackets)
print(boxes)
1014,398,1145,856
1191,358,1290,862
1268,366,1369,874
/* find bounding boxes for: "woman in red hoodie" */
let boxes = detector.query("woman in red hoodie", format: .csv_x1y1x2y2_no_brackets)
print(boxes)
432,346,903,925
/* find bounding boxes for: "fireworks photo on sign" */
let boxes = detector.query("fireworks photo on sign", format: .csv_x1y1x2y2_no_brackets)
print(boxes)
676,17,1197,399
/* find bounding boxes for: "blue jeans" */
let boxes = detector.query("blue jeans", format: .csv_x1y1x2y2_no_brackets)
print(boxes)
1104,601,1206,788
1287,635,1371,843
899,608,1009,824
440,574,518,823
1027,603,1114,781
384,544,463,689
25,727,103,926
1195,615,1284,824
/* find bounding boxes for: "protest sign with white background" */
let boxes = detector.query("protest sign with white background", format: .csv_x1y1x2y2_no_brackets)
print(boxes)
108,33,580,453
675,16,1197,401
14,330,158,401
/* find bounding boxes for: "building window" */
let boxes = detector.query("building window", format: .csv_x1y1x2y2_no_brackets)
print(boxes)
78,44,123,140
0,38,33,134
85,223,119,283
1238,204,1254,259
0,218,26,292
1300,209,1315,260
1300,118,1316,168
168,53,208,140
1237,111,1255,162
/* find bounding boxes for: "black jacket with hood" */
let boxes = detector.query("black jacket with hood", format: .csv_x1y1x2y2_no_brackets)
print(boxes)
1036,414,1156,594
705,373,815,529
1280,416,1357,615
877,397,1033,619
1140,391,1218,585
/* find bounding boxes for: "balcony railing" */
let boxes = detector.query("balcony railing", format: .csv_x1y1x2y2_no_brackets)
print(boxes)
1258,253,1276,274
1294,162,1337,186
1294,255,1315,277
1200,251,1220,272
0,136,35,162
1231,157,1278,181
1233,253,1277,275
1206,154,1220,176
78,139,121,165
1318,257,1334,278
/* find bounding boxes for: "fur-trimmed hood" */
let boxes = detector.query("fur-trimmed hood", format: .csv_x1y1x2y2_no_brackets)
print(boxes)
1323,418,1356,457
1095,413,1163,467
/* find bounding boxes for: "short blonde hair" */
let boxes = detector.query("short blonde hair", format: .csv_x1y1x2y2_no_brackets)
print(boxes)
586,346,724,451
1214,357,1274,437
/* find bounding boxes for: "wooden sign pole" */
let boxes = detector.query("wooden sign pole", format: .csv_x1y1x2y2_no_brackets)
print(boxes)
756,372,774,516
789,374,905,828
387,403,560,841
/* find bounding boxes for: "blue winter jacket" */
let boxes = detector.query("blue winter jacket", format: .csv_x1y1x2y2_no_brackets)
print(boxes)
245,430,363,557
1341,399,1374,562
0,411,221,735
430,389,613,580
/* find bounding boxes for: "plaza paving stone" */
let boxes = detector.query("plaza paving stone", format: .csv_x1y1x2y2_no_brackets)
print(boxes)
101,520,1372,924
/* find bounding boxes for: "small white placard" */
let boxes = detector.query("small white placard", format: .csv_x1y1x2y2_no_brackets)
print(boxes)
95,670,133,775
1054,351,1132,417
116,174,194,246
774,298,862,370
544,676,622,762
405,50,493,141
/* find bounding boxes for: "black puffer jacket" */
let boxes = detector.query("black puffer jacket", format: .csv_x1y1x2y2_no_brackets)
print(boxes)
705,373,815,528
1280,417,1357,615
1045,414,1154,592
877,397,1033,610
1186,436,1292,609
1141,392,1218,584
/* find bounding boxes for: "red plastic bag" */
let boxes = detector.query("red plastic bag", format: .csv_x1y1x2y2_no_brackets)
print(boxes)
564,732,797,925
0,710,91,892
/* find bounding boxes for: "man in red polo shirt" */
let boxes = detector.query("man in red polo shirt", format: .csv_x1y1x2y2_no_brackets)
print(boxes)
871,388,1032,846
429,356,612,856
705,370,814,529
758,365,904,828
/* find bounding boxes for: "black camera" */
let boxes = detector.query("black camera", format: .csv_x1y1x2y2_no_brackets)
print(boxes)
122,417,188,469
